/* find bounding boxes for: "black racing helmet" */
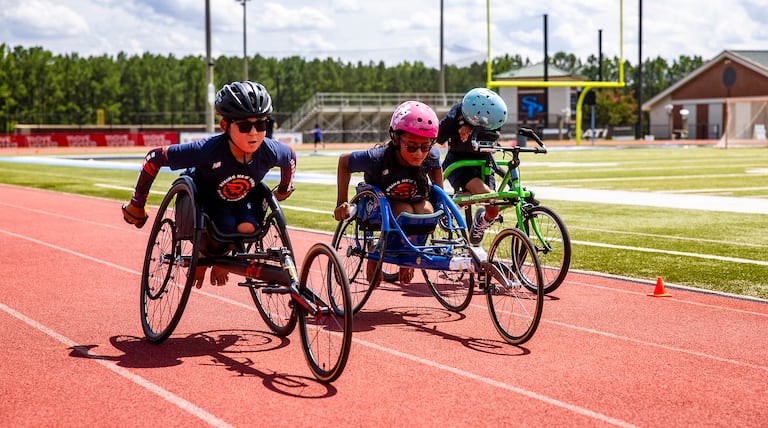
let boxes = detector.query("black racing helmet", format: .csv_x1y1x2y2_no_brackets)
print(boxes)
214,81,273,120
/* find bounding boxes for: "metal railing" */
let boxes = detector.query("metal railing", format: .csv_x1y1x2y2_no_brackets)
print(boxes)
284,92,465,130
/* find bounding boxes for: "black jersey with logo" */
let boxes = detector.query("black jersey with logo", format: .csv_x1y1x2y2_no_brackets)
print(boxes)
167,134,295,208
347,144,441,202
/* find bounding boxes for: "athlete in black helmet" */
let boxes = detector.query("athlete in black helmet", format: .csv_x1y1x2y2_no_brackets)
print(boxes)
122,81,296,287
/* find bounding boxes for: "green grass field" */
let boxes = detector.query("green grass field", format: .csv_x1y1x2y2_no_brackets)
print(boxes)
1,144,767,299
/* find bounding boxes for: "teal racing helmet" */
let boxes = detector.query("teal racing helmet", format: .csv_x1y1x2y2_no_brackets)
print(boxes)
461,88,508,129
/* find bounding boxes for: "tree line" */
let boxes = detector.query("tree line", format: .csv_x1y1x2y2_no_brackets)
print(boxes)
0,43,703,133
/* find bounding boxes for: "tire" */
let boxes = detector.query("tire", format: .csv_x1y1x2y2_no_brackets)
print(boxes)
521,205,571,294
140,178,200,344
486,227,544,345
248,190,297,336
298,243,353,383
330,189,383,314
423,211,474,312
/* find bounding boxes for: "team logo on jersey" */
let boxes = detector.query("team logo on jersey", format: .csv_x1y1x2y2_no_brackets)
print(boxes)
386,179,417,200
218,174,256,201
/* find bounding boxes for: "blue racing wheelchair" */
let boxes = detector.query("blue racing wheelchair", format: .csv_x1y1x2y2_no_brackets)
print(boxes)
331,182,544,345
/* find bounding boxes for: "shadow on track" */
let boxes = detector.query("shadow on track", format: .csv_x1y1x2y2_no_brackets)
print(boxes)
68,329,337,398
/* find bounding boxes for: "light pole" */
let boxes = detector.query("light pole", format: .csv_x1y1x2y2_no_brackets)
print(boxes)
237,0,251,81
439,0,445,106
205,0,215,132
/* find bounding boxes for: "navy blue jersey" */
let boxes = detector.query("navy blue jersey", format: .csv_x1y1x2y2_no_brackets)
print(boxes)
167,134,296,208
347,144,441,202
437,102,474,153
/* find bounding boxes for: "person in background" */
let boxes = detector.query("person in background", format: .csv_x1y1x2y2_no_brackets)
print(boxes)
121,81,296,288
313,123,322,151
333,101,442,285
437,87,508,245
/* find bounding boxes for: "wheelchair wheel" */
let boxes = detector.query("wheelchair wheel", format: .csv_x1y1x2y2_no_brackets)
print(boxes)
521,205,571,294
423,212,474,312
330,189,383,314
140,178,200,344
486,228,544,345
248,189,297,336
298,242,353,383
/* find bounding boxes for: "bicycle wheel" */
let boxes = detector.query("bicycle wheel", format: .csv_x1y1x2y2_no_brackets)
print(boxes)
423,212,474,311
140,179,200,343
521,205,571,294
248,192,297,336
298,242,353,383
330,189,384,314
486,228,543,345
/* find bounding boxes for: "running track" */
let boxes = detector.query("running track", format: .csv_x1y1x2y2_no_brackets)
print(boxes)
1,184,766,427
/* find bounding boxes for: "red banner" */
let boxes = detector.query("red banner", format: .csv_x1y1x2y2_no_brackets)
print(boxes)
0,132,179,148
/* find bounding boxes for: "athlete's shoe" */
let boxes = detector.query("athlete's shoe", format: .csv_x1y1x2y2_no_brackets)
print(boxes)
469,207,493,246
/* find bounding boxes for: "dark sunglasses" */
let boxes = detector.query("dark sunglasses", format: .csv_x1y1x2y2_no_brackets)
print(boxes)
233,118,268,133
401,141,434,153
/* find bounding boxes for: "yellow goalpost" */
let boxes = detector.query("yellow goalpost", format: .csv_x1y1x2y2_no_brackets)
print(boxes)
484,0,627,145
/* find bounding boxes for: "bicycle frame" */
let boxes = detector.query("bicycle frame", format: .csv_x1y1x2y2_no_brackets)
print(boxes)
442,133,550,247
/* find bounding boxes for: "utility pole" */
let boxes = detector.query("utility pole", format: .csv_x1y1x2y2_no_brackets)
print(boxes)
237,0,251,81
205,0,215,133
543,14,549,128
439,0,446,106
636,0,643,139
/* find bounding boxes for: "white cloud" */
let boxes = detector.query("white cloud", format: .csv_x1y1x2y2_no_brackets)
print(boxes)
3,0,89,38
1,0,766,67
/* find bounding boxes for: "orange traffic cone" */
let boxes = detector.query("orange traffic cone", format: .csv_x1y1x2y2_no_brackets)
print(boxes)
648,276,671,297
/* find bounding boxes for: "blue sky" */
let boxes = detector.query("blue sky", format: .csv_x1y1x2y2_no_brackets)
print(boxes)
2,0,766,68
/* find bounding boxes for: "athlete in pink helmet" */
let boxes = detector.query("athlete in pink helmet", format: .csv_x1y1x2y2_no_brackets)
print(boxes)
334,101,443,285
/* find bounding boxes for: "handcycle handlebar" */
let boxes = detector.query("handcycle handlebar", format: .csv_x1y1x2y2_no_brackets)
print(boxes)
473,127,546,154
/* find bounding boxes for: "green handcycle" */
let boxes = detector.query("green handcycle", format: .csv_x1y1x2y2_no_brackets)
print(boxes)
442,127,572,294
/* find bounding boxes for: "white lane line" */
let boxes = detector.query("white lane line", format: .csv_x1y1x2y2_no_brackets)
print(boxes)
532,186,768,214
23,186,767,265
570,226,768,249
572,239,768,266
0,303,234,428
1,228,763,426
569,279,768,318
353,336,637,428
94,183,330,215
0,201,137,234
545,316,768,373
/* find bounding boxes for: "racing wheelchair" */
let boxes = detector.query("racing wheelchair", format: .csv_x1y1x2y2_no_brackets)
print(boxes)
331,182,544,345
139,175,353,383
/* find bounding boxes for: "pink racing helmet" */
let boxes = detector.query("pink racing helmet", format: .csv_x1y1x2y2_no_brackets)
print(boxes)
389,101,439,138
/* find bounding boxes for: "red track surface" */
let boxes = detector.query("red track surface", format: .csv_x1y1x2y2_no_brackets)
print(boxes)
1,184,766,427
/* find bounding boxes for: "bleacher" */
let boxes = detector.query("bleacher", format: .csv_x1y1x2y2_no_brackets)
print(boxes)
284,93,464,143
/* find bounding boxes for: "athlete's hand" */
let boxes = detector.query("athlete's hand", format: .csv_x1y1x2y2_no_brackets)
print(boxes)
458,124,473,143
273,186,294,201
122,203,149,228
333,202,351,221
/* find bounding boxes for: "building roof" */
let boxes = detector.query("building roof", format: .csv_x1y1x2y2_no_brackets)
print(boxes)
494,62,586,81
642,50,768,111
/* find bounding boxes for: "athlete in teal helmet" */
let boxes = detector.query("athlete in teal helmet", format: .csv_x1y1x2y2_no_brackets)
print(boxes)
437,88,508,245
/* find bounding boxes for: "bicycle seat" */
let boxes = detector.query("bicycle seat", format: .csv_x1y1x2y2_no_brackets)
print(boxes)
395,210,444,236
